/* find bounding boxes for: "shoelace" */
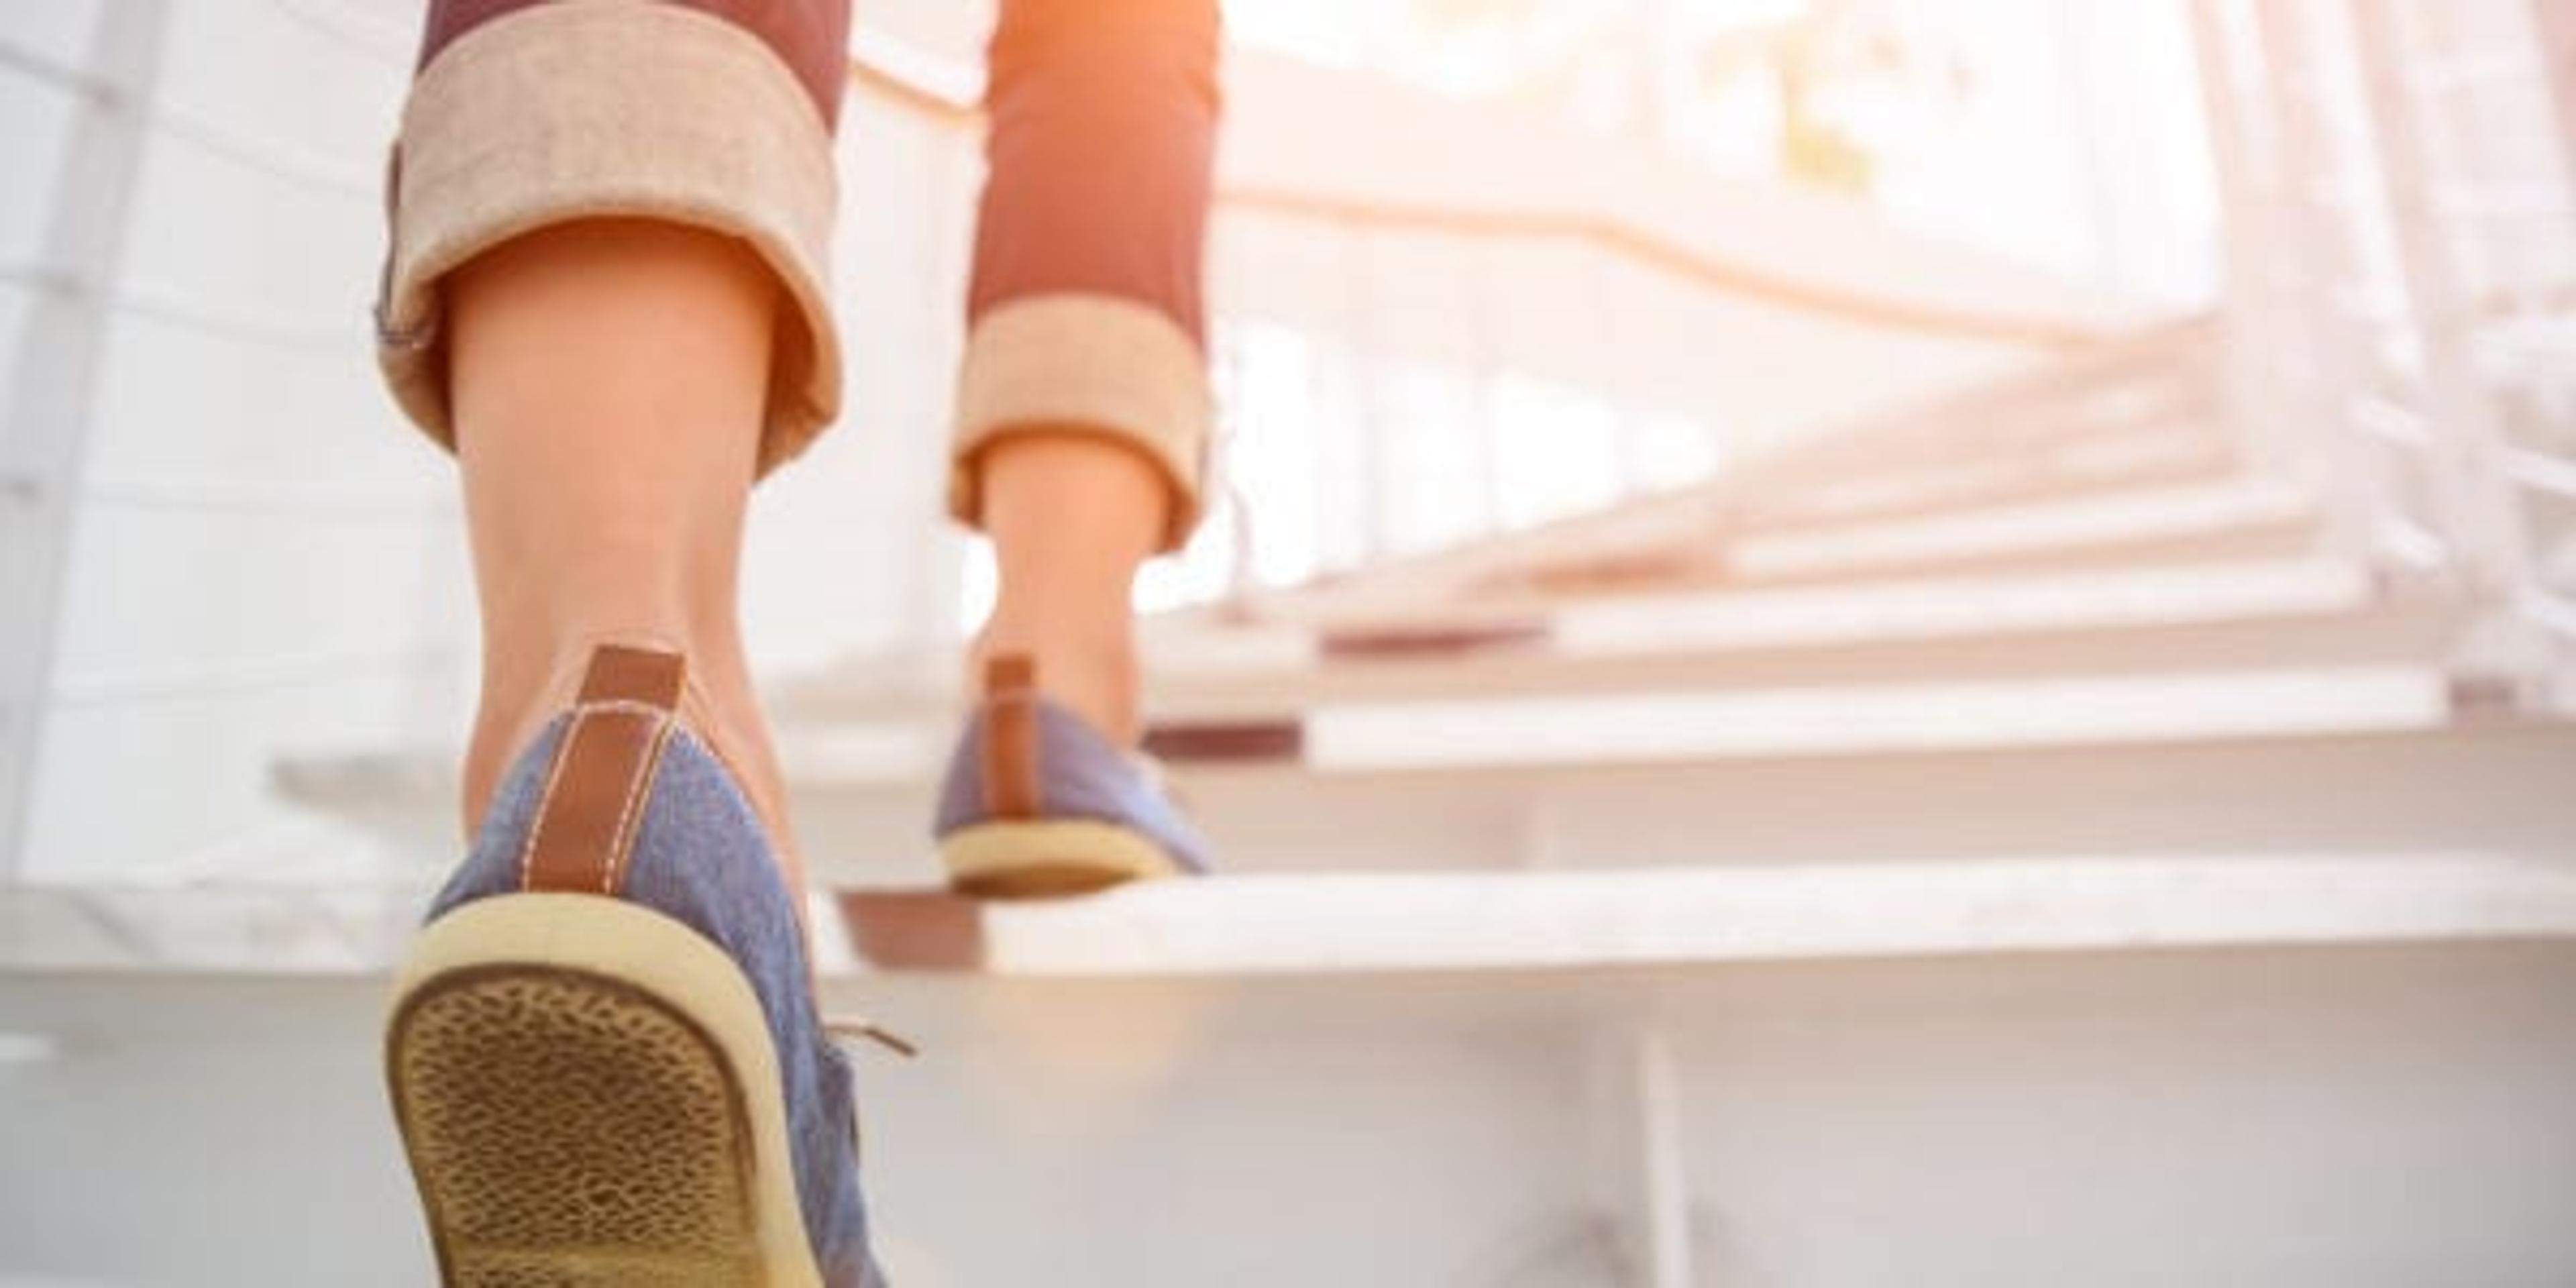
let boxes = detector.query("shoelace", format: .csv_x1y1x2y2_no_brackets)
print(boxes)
820,1018,913,1162
817,745,1189,1065
824,1017,919,1059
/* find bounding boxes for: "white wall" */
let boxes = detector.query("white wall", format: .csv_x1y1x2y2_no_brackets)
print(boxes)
5,0,469,887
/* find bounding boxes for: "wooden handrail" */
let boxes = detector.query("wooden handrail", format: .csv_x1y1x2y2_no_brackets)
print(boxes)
845,46,2110,351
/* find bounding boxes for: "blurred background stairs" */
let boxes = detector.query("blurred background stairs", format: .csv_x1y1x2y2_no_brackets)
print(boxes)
3,0,2575,1285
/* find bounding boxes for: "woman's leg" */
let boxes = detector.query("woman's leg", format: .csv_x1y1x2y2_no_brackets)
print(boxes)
375,9,888,1279
375,1,853,880
949,0,1224,743
448,218,801,890
973,437,1169,744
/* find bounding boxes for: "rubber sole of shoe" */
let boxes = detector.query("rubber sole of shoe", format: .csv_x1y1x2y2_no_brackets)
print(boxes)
938,818,1185,900
385,894,822,1287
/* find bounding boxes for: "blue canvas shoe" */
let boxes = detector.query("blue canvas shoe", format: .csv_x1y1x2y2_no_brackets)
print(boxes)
932,653,1212,898
384,644,890,1287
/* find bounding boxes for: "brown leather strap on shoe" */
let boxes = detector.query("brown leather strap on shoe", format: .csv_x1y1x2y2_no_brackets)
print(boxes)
517,644,686,895
981,653,1041,819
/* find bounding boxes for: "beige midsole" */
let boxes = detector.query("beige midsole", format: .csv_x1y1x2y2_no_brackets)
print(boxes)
938,819,1183,883
389,894,822,1288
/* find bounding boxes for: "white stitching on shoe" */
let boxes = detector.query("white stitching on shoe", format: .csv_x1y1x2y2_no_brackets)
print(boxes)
515,706,590,890
602,707,677,894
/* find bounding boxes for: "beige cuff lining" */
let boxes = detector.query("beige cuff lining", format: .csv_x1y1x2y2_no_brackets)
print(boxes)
951,293,1214,553
375,0,843,479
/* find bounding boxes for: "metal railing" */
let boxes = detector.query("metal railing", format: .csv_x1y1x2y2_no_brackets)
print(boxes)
2191,0,2576,709
838,30,2144,608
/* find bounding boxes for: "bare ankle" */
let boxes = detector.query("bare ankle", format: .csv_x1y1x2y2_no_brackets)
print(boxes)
969,618,1142,747
967,431,1168,747
457,633,800,883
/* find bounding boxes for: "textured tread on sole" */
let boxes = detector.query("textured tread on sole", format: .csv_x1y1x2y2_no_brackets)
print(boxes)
389,963,770,1287
385,885,819,1284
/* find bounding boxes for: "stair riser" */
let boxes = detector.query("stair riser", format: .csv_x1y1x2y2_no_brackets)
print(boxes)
783,725,2576,883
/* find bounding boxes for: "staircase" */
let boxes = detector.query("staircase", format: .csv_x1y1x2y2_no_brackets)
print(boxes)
5,0,2576,1284
191,293,2576,1288
257,311,2572,894
722,312,2563,890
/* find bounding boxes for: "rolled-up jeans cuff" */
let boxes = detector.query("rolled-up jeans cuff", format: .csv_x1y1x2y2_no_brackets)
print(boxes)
949,293,1212,553
375,0,842,479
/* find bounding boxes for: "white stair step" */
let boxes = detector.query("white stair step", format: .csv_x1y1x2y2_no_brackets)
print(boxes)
1106,721,2576,880
1299,666,2448,771
788,560,2453,723
1727,478,2317,583
1554,556,2377,653
278,689,2576,888
782,665,2457,776
1165,555,2382,657
1734,424,2230,531
9,853,2574,978
829,855,2576,975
